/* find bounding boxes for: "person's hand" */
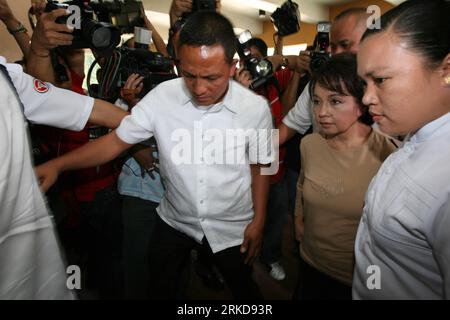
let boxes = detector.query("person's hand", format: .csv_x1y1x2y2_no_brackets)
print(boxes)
170,0,192,21
35,160,61,193
130,145,155,179
234,65,253,88
295,51,311,74
294,214,304,242
120,73,144,108
240,220,264,265
0,0,14,24
31,0,46,19
30,8,74,56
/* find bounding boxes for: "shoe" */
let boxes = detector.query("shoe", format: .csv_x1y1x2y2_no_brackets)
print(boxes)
194,262,225,291
268,262,286,281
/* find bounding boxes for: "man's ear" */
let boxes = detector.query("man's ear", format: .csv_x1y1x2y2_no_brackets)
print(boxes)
441,53,450,86
229,59,239,77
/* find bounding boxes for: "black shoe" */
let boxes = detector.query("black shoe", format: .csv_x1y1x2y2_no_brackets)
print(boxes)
194,263,225,291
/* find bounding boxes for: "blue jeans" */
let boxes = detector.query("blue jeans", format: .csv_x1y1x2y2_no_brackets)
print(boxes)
261,176,289,264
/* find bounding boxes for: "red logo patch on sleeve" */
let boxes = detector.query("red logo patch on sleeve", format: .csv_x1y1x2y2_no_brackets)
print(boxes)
33,79,49,93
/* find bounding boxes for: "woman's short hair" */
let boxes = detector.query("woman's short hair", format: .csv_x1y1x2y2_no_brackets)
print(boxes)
309,53,373,126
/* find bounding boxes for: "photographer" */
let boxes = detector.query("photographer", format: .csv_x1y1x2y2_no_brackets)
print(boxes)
234,36,292,281
27,4,125,299
278,8,371,145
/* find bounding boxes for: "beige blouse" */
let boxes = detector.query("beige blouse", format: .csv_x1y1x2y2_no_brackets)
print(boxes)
296,130,397,286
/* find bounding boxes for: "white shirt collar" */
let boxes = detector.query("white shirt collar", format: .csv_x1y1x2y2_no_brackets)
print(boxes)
409,111,450,143
181,79,238,114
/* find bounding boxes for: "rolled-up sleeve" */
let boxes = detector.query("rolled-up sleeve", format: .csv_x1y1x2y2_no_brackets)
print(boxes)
282,82,314,134
248,100,275,165
115,100,154,145
6,62,94,131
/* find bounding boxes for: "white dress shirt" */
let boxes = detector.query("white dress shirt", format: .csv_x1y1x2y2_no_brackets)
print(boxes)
353,112,450,299
116,78,274,253
0,57,93,299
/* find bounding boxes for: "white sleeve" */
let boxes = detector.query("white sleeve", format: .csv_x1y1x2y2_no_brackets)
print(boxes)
115,98,154,144
6,62,93,131
248,100,275,165
282,82,313,134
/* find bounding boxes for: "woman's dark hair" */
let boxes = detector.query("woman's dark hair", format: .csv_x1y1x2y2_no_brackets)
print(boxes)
178,11,236,64
309,53,373,125
362,0,450,69
247,38,268,57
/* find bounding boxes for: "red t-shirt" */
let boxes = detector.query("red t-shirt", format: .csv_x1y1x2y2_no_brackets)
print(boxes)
37,71,118,202
254,68,292,184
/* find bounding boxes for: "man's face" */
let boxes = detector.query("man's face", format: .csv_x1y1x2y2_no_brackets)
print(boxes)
178,44,237,106
357,30,445,136
330,15,366,55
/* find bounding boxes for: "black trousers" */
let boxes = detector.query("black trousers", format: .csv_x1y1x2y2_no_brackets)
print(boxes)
148,214,262,300
293,256,352,300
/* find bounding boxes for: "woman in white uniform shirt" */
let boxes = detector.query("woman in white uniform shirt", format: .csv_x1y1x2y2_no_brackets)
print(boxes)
353,0,450,299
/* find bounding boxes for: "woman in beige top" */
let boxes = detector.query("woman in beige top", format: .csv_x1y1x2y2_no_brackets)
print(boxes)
294,54,397,299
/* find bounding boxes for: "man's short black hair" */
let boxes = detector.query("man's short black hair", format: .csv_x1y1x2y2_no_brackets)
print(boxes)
247,38,268,57
178,11,236,64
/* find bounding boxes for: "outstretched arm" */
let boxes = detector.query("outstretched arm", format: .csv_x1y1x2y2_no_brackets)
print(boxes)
36,130,132,192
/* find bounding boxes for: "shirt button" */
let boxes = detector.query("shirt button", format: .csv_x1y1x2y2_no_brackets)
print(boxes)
385,167,392,175
199,179,204,183
200,200,204,204
404,144,414,153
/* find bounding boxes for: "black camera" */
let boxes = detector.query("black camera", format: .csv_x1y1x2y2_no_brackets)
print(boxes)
182,0,216,19
92,0,146,34
270,0,300,37
89,46,176,101
45,0,121,56
236,30,273,90
310,21,331,72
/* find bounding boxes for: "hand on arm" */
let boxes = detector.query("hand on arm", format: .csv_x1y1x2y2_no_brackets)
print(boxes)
36,131,132,192
130,144,155,178
241,164,271,265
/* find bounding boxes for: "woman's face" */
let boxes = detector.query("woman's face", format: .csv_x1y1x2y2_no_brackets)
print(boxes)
358,30,447,136
313,83,363,137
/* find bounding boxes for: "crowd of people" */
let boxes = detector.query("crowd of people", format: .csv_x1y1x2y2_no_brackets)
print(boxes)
0,0,449,300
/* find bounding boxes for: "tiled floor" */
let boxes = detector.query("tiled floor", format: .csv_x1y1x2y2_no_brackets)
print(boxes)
187,215,300,300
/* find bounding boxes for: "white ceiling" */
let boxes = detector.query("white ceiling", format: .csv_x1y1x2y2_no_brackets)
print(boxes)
143,0,405,41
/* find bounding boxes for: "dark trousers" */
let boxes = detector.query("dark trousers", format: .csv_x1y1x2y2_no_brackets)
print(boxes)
148,214,262,300
261,177,289,264
122,195,159,299
293,256,352,300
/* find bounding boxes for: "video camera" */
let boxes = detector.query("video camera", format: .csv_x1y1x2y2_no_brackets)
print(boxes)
182,0,217,19
270,0,300,37
310,21,331,72
45,0,121,56
88,45,176,102
236,30,274,90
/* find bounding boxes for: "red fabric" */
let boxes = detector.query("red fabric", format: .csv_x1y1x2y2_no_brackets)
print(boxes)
36,70,118,203
255,68,292,184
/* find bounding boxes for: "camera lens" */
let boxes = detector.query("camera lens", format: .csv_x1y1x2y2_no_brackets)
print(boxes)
92,28,112,48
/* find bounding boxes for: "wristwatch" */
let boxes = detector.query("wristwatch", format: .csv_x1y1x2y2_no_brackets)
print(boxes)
7,22,28,35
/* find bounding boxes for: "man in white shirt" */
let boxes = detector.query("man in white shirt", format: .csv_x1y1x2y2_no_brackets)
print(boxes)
36,11,273,299
0,57,127,299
